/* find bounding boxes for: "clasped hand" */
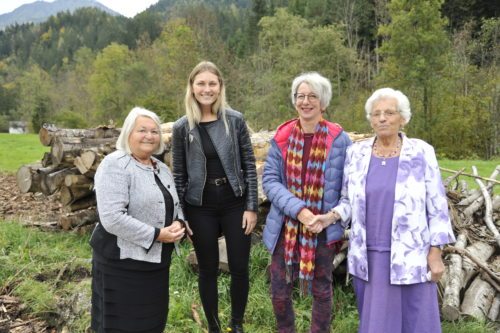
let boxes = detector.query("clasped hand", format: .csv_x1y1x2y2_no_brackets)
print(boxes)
297,208,340,234
156,220,193,243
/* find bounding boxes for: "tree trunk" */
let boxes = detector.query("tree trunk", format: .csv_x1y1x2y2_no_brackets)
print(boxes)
39,125,120,146
16,163,42,193
50,136,116,166
441,234,467,321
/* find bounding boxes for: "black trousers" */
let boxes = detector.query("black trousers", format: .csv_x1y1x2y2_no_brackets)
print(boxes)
186,183,251,330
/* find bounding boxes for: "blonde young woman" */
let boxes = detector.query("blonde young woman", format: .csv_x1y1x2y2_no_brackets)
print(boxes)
172,61,258,333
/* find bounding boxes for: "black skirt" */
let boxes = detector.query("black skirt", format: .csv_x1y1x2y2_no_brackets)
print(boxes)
91,246,173,333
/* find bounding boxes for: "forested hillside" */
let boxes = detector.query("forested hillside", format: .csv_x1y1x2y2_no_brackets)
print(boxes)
0,0,498,158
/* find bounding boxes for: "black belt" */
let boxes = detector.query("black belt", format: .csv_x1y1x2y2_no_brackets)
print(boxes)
206,177,228,186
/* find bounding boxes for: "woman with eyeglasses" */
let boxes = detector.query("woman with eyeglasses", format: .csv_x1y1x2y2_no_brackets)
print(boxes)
332,88,456,332
262,72,351,332
172,61,258,333
90,107,190,333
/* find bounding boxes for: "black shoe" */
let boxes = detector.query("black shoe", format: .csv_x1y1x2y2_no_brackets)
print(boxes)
227,323,244,333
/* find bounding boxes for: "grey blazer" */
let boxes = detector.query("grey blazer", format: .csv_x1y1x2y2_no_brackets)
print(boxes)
93,150,184,263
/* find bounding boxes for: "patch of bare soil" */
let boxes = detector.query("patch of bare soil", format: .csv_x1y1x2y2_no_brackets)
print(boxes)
0,173,62,332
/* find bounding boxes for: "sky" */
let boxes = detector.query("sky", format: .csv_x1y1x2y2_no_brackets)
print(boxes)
0,0,160,18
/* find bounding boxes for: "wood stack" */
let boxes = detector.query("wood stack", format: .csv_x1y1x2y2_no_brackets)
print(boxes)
16,124,121,232
438,166,500,322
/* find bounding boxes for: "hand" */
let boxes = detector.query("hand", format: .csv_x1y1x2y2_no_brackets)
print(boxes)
297,208,315,226
242,211,257,235
306,211,340,234
427,246,445,282
156,222,185,243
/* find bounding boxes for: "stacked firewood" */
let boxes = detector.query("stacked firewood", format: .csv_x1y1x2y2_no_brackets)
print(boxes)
437,166,500,322
16,124,122,232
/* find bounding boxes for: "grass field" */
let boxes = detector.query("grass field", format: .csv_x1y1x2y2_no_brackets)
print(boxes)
0,133,49,173
0,221,496,332
0,133,498,332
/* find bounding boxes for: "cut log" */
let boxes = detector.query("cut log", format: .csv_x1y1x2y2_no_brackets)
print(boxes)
58,208,97,231
50,136,116,166
187,237,229,273
39,125,120,146
487,293,500,322
64,174,93,187
460,275,496,321
60,184,94,206
16,163,42,193
63,195,96,212
74,151,102,175
460,242,495,289
441,234,468,321
39,167,78,196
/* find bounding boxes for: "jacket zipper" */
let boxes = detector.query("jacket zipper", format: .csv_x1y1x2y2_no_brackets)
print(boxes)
190,131,206,206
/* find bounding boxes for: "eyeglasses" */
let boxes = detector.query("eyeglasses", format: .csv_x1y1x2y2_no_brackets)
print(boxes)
294,93,319,102
370,110,399,118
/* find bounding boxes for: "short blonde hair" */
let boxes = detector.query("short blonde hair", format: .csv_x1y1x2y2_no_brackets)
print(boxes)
116,107,165,155
184,61,229,132
365,88,412,125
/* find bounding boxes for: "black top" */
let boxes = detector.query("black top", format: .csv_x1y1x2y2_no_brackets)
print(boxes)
199,121,226,179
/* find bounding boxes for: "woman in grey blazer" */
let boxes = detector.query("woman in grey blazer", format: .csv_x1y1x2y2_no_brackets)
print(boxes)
90,107,190,333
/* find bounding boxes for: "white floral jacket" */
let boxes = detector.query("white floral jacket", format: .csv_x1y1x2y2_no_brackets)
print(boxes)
334,134,456,284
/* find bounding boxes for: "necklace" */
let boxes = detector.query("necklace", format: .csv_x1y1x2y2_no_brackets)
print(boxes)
373,137,401,166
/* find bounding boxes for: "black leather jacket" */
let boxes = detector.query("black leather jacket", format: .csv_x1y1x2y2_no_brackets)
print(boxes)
172,109,258,212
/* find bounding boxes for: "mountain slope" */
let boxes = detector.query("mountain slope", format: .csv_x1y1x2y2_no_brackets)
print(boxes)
0,0,120,29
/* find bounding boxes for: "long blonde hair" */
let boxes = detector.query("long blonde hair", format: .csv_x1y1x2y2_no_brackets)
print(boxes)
184,61,229,133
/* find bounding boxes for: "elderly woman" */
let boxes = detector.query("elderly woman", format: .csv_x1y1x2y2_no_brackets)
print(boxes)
172,61,258,333
332,88,456,333
262,72,351,333
90,107,189,333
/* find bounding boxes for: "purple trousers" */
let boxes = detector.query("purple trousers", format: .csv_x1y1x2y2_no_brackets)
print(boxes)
270,231,336,333
353,250,441,333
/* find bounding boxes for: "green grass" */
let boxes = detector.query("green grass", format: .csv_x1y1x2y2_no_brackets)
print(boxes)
0,221,496,332
0,133,49,172
438,158,500,194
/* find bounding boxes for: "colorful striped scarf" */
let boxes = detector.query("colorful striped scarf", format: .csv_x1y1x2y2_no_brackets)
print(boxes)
283,119,328,294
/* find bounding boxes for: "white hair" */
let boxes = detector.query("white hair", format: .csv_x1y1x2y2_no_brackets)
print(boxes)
116,107,165,155
365,88,412,124
291,72,332,111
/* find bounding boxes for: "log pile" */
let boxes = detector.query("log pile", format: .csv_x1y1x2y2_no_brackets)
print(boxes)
437,166,500,322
